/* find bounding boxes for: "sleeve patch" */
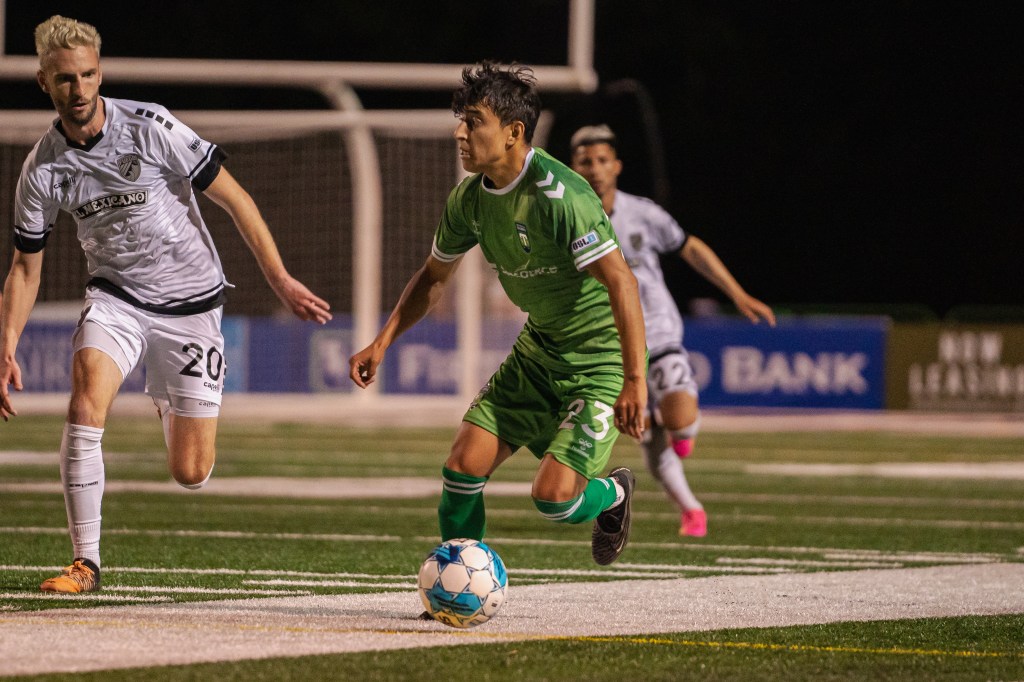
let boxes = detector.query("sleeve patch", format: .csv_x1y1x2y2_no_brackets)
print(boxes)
570,231,599,254
574,241,618,270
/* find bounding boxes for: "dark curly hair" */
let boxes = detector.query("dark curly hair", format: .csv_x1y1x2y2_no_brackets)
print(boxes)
452,61,542,143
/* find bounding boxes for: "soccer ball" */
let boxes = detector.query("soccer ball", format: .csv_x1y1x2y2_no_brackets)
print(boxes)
417,538,508,628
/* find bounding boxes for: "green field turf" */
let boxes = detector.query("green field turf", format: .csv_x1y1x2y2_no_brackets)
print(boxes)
2,414,1023,680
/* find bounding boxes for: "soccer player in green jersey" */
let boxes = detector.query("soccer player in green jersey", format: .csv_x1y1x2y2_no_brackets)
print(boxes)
349,62,648,567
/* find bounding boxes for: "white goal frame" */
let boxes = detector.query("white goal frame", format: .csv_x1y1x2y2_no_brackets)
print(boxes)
0,0,597,410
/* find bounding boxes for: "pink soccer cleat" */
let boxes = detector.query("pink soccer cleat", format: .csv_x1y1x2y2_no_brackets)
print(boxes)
672,438,694,458
680,509,707,537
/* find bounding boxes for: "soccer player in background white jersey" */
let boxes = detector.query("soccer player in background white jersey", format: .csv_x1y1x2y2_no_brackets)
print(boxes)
351,63,648,574
0,15,332,593
571,124,775,537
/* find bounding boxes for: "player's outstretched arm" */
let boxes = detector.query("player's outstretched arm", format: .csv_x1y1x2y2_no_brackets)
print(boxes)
680,236,776,326
0,251,44,421
202,168,332,325
586,251,648,439
349,254,459,389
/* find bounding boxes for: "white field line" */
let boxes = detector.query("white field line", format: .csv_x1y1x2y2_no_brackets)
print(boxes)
0,565,417,579
0,526,400,542
747,462,1024,480
3,526,1011,565
688,491,1024,509
472,537,1010,564
18,394,1024,434
245,580,417,589
0,477,450,499
3,500,1021,543
714,557,902,569
6,501,1015,532
1,563,1023,676
0,593,172,603
0,562,784,583
3,462,1023,505
102,586,314,596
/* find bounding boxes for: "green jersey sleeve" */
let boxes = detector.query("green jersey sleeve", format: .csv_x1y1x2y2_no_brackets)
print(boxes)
432,179,480,263
550,170,619,271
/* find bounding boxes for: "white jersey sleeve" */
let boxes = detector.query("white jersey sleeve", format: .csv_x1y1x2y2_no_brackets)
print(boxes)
609,191,687,354
12,147,60,253
131,102,223,190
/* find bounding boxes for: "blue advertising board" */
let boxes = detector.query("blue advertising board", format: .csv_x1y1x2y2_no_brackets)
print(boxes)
682,317,888,409
15,315,887,409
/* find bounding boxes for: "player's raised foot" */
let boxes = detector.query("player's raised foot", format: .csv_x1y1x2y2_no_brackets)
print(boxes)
591,467,635,565
680,509,707,537
40,558,101,593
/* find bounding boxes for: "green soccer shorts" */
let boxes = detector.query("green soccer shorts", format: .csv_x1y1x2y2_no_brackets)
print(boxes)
463,346,624,480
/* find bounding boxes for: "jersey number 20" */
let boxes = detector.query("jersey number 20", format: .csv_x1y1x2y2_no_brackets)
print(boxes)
178,342,224,380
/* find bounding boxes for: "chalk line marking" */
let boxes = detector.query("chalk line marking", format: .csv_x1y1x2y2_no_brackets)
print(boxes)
1,563,1022,676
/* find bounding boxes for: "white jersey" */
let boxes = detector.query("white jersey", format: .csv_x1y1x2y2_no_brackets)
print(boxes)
13,97,228,314
608,190,688,356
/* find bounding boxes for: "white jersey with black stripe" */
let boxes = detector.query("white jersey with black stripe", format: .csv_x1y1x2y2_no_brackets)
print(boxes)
13,97,228,313
608,190,687,355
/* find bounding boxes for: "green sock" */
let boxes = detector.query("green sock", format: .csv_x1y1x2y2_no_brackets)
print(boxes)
533,477,618,525
439,467,488,540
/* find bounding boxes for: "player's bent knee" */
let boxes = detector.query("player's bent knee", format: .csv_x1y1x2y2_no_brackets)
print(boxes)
172,461,214,489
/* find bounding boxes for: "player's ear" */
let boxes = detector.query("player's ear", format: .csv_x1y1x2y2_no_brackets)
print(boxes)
507,120,525,147
37,70,50,94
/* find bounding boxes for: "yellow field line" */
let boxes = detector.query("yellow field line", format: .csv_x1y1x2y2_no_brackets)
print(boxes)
543,634,1024,659
3,614,1021,660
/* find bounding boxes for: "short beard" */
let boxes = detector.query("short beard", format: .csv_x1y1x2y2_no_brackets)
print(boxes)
61,96,98,128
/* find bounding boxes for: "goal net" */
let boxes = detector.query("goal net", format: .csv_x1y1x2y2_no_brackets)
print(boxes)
0,109,529,402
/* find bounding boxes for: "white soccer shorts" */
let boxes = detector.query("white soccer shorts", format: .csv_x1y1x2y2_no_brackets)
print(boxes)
647,348,699,405
71,288,225,417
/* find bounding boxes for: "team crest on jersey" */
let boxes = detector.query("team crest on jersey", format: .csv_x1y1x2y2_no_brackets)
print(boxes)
515,223,531,253
630,233,643,250
117,154,142,181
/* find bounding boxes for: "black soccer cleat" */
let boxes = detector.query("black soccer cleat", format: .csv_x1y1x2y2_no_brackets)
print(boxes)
591,467,635,565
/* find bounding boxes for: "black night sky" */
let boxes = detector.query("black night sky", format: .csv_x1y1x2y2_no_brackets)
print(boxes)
3,1,1021,320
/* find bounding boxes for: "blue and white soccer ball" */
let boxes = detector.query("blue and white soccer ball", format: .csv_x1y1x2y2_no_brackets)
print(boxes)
417,538,508,628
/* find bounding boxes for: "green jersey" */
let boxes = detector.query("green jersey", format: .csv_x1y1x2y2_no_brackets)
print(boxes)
433,148,622,371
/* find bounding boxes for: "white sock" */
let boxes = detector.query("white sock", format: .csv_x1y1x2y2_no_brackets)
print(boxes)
656,446,703,511
642,429,702,512
60,423,105,568
610,478,625,506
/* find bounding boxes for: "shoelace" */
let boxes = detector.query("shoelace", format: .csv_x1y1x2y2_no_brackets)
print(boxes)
61,561,95,586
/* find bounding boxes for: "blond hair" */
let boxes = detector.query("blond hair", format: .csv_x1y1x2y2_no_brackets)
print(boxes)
34,15,101,66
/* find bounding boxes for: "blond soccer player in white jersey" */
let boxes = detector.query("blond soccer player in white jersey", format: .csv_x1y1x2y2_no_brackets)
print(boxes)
0,15,333,593
571,124,776,537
